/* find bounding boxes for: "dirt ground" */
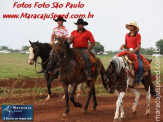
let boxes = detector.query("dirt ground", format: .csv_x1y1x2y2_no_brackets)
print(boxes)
0,78,163,122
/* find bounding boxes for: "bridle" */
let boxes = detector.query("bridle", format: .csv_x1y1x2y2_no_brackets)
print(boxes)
31,45,50,73
106,57,129,92
53,39,76,71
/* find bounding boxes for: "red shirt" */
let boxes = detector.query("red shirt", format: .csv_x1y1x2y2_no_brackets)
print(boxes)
71,29,95,48
125,33,141,49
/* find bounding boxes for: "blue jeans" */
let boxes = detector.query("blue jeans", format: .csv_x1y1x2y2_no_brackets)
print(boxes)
135,52,143,84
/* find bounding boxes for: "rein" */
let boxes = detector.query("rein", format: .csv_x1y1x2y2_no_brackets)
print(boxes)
57,54,76,70
34,57,51,73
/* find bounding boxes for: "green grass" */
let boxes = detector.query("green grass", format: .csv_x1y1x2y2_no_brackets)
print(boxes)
0,53,43,80
0,53,162,80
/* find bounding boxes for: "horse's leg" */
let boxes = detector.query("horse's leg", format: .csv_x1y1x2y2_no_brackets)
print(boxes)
130,88,141,113
142,70,152,116
146,86,151,116
45,76,54,101
76,83,82,98
70,83,82,108
62,82,69,116
114,91,125,120
115,90,124,120
62,84,72,100
119,101,125,120
83,81,93,112
92,86,98,111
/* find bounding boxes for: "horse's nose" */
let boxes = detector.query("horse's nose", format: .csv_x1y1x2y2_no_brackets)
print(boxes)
28,59,34,65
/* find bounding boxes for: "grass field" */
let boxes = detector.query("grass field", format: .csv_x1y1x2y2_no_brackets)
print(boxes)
0,53,162,80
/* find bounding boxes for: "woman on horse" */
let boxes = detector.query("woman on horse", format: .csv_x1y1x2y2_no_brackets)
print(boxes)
120,22,143,88
51,15,69,44
47,15,69,75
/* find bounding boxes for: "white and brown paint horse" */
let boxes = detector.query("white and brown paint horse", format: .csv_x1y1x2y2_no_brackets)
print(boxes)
103,56,157,120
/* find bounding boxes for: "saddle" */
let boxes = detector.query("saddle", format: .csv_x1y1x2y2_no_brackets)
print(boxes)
72,48,97,72
117,51,150,75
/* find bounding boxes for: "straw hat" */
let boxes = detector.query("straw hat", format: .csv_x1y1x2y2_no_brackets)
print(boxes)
126,21,139,32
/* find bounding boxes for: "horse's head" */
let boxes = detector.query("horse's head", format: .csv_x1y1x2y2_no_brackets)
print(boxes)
105,63,116,93
105,56,124,93
28,40,40,65
52,37,69,60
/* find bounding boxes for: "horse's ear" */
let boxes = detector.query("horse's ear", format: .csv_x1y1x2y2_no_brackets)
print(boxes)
65,40,70,49
37,40,39,43
29,40,32,45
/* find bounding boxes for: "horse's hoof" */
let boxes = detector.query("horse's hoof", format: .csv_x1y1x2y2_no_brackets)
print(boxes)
146,113,150,117
75,103,82,108
82,109,87,114
132,111,137,114
113,118,118,122
63,113,68,117
119,117,125,121
91,107,96,111
45,98,50,102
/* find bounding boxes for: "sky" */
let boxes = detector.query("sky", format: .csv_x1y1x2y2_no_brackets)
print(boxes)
0,0,163,51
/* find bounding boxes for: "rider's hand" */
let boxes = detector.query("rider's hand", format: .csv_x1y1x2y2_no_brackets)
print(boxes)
50,41,54,46
86,49,90,55
120,45,124,50
128,50,134,55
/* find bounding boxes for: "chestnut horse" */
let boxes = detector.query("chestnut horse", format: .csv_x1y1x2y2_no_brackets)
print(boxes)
51,38,107,116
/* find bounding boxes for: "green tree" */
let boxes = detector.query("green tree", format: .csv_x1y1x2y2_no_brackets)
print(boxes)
140,48,146,55
21,46,30,51
146,47,155,55
92,42,104,54
156,39,163,54
0,46,9,51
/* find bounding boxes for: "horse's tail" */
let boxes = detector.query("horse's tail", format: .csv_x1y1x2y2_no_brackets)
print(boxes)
150,82,161,100
150,82,157,98
100,65,108,91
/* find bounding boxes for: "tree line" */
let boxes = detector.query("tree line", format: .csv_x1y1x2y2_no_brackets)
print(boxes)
0,39,163,55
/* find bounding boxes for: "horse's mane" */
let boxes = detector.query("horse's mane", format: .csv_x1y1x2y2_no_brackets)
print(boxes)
110,56,124,75
32,42,52,52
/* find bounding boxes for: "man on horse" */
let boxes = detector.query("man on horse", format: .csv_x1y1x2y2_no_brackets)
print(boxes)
69,18,95,81
120,22,143,88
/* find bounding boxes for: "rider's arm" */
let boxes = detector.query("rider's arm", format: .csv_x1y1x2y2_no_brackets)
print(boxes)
68,36,74,44
129,44,141,55
88,31,95,51
64,27,69,39
88,42,95,51
120,44,127,50
51,34,56,45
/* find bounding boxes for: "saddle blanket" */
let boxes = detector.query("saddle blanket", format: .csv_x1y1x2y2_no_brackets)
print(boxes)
116,51,150,72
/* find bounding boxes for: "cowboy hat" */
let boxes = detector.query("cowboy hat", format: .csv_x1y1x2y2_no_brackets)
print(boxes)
126,21,139,32
74,19,88,25
54,15,66,22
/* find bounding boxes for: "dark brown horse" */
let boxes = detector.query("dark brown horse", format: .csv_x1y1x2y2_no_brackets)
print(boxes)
28,41,59,101
103,56,157,120
51,37,106,116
